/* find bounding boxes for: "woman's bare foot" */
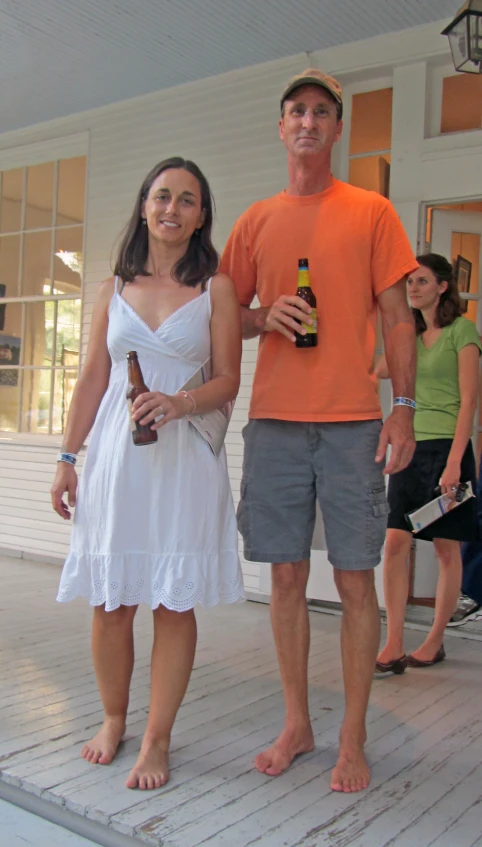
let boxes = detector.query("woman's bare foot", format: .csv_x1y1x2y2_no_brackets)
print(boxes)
126,736,170,790
331,746,371,793
255,725,315,776
81,716,126,765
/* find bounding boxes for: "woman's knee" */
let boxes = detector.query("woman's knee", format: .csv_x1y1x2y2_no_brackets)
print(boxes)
384,529,412,560
434,539,461,569
153,605,196,625
93,604,137,628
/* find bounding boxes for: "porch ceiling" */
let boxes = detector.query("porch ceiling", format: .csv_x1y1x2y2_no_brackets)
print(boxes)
0,0,457,134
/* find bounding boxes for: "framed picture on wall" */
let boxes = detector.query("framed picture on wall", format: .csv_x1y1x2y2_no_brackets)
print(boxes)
455,255,472,313
0,333,21,386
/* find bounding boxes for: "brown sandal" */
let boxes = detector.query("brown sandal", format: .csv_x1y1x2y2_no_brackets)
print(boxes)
375,654,408,675
407,645,446,667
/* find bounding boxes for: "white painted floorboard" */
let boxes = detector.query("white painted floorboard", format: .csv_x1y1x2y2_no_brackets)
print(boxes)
0,799,101,847
1,554,482,847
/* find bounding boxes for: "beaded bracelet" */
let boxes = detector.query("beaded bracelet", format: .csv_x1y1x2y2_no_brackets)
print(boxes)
57,452,77,466
178,390,196,416
393,397,416,410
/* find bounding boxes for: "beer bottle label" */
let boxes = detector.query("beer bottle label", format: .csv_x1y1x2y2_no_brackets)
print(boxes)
126,397,137,432
301,308,317,334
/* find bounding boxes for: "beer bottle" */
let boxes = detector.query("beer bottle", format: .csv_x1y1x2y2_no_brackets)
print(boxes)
126,351,158,446
295,258,318,348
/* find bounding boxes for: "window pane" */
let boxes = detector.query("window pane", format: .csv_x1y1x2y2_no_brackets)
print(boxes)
0,168,23,233
0,303,22,431
0,302,22,358
21,369,51,433
56,299,81,365
57,157,86,226
22,230,52,295
24,301,53,371
52,367,77,434
54,227,83,293
349,89,393,155
0,380,19,431
0,234,21,298
349,154,391,196
441,75,482,134
25,162,54,230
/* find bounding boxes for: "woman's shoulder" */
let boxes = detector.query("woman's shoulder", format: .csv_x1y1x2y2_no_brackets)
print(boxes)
92,276,119,311
208,272,237,297
448,315,482,349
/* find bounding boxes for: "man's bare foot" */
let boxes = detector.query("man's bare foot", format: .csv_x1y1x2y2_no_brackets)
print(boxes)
126,736,170,790
81,716,126,765
331,746,371,793
255,726,315,776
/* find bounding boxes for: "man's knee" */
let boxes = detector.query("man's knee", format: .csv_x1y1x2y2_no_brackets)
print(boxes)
334,568,376,607
272,560,310,598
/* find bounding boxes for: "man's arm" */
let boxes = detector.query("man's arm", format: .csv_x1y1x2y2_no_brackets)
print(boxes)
241,305,270,339
375,277,417,474
378,277,416,401
241,298,313,341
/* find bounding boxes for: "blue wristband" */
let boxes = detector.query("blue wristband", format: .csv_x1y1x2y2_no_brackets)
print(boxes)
393,397,416,410
57,452,77,466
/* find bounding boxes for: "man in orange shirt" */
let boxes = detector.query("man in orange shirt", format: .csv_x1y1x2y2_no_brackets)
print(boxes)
221,68,417,793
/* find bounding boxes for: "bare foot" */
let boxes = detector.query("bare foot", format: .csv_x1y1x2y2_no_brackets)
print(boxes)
81,716,126,765
255,726,315,776
331,746,371,793
126,737,170,790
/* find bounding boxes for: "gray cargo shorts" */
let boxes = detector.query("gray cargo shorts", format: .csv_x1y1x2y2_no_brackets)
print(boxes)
237,419,388,570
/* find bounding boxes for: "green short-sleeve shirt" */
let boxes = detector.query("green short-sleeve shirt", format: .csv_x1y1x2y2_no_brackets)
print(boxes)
415,316,482,441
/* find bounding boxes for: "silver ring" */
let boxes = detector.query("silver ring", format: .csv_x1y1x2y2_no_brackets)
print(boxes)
158,407,164,415
451,486,457,491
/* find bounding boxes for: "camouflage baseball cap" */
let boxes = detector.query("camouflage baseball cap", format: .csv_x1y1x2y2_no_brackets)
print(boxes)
280,68,343,110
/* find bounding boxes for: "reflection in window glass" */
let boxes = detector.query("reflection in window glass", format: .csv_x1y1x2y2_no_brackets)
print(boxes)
0,234,21,298
21,368,51,433
0,168,23,233
24,301,49,371
54,227,83,293
52,367,78,434
25,162,54,230
22,230,52,295
57,157,86,226
0,302,23,375
0,381,19,431
349,155,391,197
1,155,86,433
56,299,81,365
441,75,482,134
349,89,393,155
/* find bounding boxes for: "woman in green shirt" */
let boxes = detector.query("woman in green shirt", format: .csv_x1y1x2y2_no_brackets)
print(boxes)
376,253,481,674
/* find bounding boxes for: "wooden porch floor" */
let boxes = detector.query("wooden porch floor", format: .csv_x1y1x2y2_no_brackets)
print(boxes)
1,553,482,847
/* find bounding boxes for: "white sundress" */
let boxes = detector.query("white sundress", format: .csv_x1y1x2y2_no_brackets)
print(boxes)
57,277,245,612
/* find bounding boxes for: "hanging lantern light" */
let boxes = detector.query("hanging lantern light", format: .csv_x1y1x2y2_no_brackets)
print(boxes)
442,0,482,73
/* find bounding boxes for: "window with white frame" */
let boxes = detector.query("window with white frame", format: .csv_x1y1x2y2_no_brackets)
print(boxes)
427,65,482,138
348,88,393,197
0,156,86,434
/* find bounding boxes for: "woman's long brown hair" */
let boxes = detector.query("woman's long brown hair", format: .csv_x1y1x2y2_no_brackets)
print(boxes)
412,253,462,335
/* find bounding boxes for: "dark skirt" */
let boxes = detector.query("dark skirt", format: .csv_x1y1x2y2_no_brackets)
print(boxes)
387,439,479,542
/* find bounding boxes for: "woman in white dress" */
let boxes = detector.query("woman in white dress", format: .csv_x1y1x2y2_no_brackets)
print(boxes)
51,157,244,790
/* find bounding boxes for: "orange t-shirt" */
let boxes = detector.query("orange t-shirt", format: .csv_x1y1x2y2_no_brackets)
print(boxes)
220,180,417,422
